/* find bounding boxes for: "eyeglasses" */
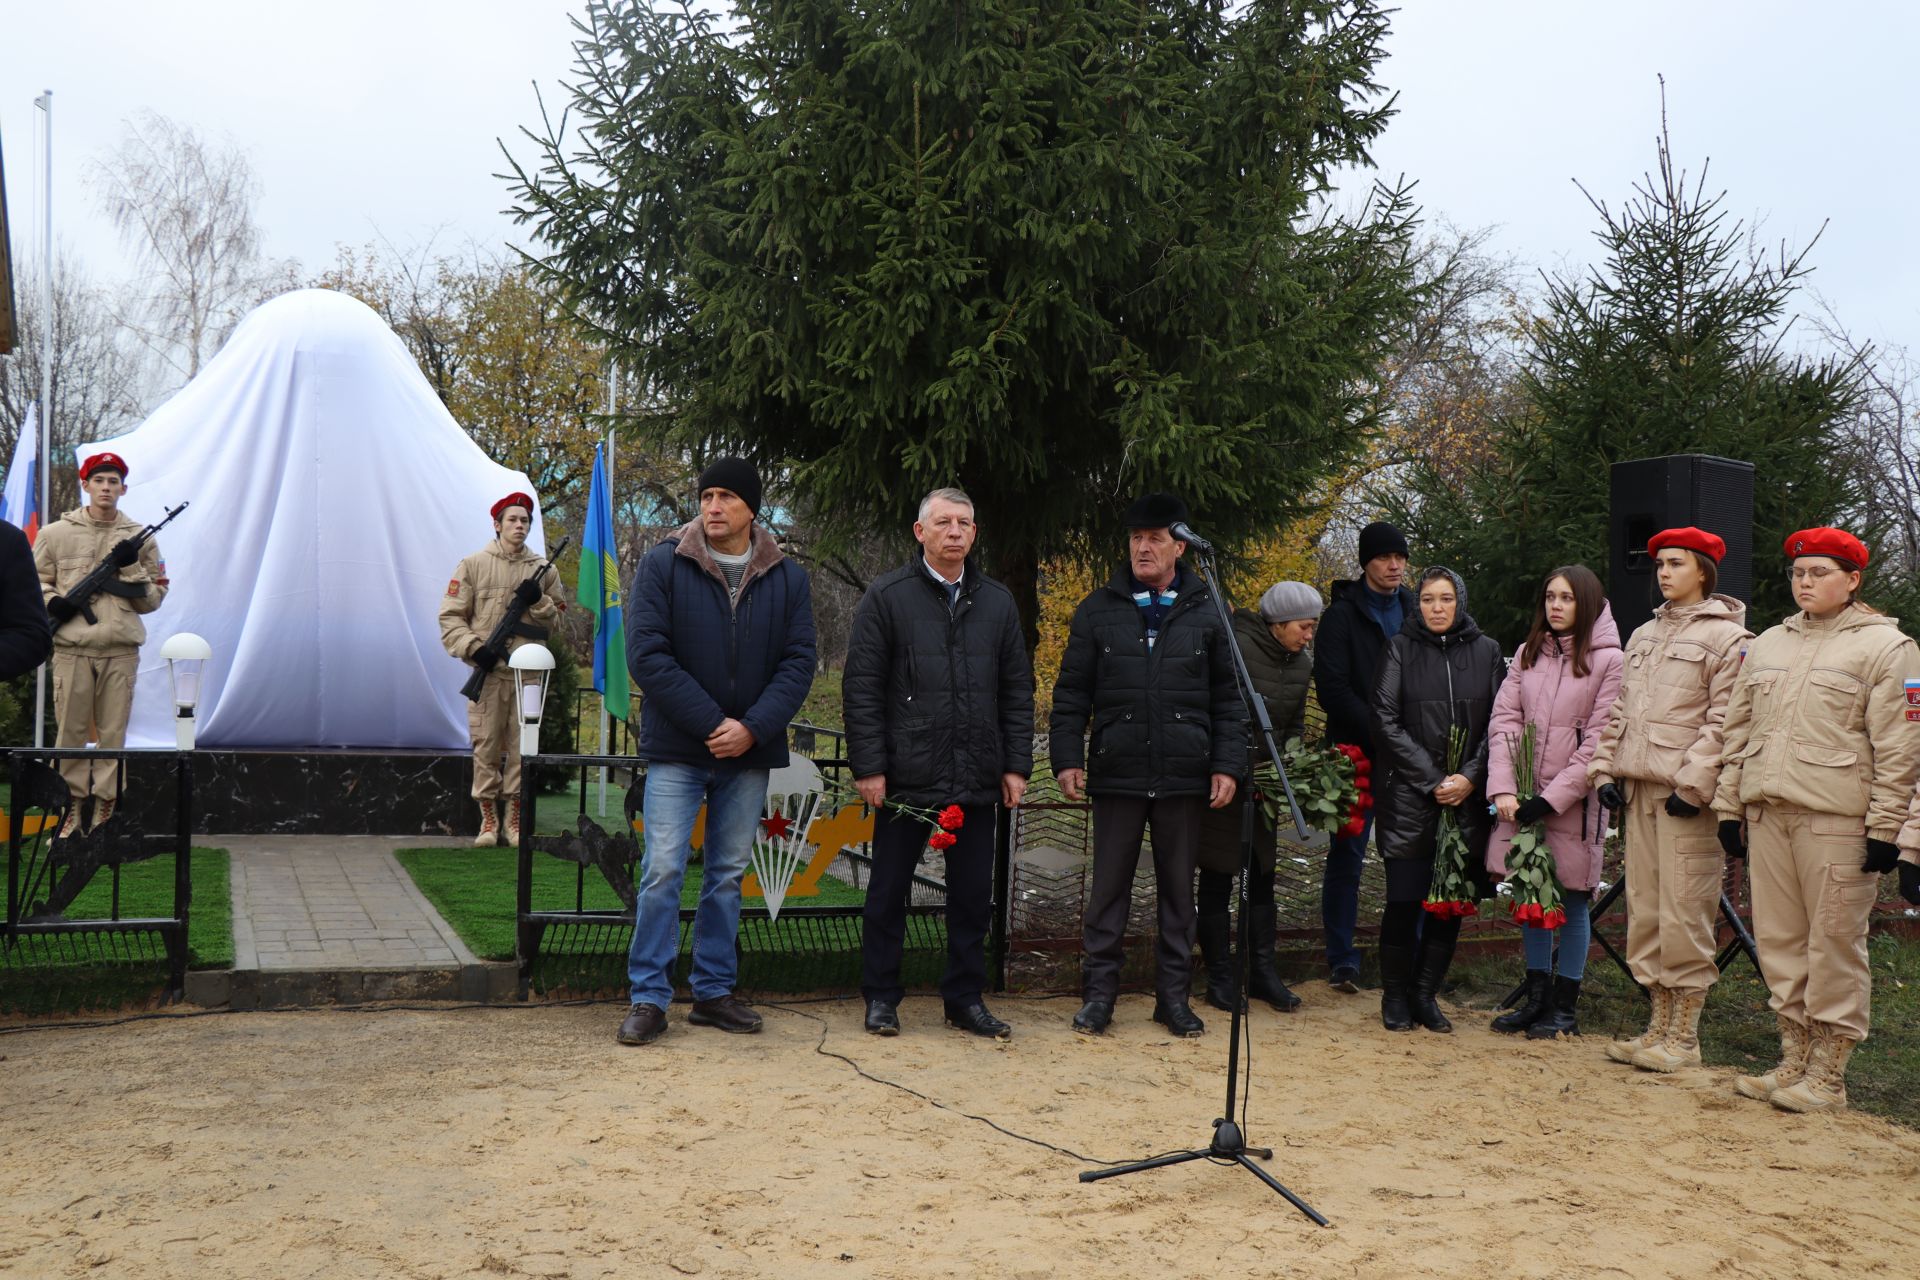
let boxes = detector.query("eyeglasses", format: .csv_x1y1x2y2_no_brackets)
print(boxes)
1786,567,1842,583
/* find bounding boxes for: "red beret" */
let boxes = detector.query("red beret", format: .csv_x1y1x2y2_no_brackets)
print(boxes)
491,492,535,521
80,452,129,481
1647,526,1726,564
1784,527,1868,569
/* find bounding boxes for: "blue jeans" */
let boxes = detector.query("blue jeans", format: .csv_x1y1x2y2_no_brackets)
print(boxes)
1522,890,1594,980
626,761,770,1008
1323,816,1371,974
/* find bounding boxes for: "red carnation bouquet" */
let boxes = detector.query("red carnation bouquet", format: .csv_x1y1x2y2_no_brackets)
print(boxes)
1258,739,1365,836
1502,723,1566,929
870,799,966,850
1424,724,1484,918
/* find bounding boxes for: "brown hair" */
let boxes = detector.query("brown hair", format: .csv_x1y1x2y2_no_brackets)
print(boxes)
1645,548,1717,611
1521,565,1606,677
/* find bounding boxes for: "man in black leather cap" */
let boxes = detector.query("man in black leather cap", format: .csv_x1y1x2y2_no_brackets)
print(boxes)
843,487,1034,1039
1050,493,1246,1036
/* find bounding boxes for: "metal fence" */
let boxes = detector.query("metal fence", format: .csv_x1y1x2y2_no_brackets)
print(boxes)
2,747,196,1000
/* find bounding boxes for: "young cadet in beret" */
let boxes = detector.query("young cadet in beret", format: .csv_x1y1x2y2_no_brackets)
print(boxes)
1587,527,1750,1072
34,453,169,836
1712,527,1920,1112
438,492,567,847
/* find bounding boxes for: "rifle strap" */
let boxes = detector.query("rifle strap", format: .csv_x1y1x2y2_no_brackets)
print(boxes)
99,579,147,599
509,622,550,641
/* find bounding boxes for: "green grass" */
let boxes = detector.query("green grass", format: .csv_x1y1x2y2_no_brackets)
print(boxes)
396,844,867,962
1447,927,1920,1131
0,846,233,1014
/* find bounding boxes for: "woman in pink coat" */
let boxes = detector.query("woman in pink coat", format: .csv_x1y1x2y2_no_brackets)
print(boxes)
1485,566,1624,1038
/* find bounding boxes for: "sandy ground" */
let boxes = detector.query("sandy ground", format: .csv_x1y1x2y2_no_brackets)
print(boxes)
2,986,1915,1280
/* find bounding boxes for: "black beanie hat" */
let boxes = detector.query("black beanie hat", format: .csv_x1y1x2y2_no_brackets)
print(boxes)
1357,520,1409,566
1123,492,1189,529
696,457,763,515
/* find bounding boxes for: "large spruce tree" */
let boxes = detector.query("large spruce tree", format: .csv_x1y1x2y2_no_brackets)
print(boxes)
1384,120,1867,645
505,0,1423,645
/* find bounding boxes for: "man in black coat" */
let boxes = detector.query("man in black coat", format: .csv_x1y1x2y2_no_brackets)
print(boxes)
1049,493,1246,1037
843,487,1034,1039
1311,520,1415,992
0,519,53,681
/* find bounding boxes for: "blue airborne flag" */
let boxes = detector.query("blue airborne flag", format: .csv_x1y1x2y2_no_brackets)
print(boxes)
576,443,629,719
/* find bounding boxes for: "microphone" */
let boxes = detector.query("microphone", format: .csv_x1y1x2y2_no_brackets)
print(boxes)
1170,521,1214,552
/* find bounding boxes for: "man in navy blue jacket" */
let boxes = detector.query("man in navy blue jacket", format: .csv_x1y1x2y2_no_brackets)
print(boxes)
616,459,816,1046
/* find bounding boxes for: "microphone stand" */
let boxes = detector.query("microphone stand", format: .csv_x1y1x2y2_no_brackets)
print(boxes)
1078,539,1327,1226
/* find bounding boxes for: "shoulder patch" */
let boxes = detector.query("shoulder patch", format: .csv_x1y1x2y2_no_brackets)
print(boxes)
1906,708,1920,723
446,578,461,598
1906,679,1920,708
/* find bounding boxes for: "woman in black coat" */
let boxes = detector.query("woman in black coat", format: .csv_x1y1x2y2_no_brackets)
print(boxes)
1370,566,1505,1032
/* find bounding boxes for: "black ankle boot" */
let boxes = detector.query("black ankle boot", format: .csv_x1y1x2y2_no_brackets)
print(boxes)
1491,970,1551,1034
1525,975,1582,1039
1245,904,1301,1012
1411,917,1460,1033
1379,944,1415,1031
1196,910,1238,1012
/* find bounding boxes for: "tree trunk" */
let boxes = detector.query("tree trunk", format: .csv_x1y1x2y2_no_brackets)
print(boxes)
993,542,1042,659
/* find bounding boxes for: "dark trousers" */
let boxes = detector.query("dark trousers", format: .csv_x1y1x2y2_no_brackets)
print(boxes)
1082,793,1203,1004
860,803,994,1006
1323,816,1370,973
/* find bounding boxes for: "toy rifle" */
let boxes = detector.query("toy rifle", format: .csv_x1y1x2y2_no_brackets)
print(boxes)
52,501,189,633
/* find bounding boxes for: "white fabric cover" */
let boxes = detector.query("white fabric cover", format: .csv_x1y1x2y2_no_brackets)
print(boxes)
76,288,547,749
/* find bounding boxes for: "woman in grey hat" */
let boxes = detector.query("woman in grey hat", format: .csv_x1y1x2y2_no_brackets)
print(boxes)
1194,580,1324,1013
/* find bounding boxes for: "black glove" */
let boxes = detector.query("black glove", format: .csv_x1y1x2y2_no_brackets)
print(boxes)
512,578,542,608
1900,861,1920,906
1513,795,1553,826
46,595,76,624
1596,782,1625,813
107,538,141,568
1718,820,1746,860
471,647,500,672
1863,838,1901,874
1467,867,1498,901
1664,793,1701,818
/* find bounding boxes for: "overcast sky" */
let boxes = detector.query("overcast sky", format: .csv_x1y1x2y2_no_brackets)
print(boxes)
3,1,1916,356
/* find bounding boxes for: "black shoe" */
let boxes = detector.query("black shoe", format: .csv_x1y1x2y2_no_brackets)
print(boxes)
1152,999,1206,1038
864,999,900,1036
686,994,763,1034
1411,917,1460,1034
1196,910,1238,1011
1246,904,1302,1012
944,1001,1011,1040
1329,964,1361,994
1378,945,1414,1031
616,1001,667,1045
1072,1000,1113,1036
1491,970,1551,1034
1525,976,1583,1040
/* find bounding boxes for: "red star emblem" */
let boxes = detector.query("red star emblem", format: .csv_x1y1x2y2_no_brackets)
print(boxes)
760,814,793,840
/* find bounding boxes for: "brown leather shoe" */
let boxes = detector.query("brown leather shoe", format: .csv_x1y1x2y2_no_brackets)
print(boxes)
687,994,763,1034
616,1002,667,1045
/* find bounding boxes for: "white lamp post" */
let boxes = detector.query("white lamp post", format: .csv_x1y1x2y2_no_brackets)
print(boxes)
159,631,213,750
508,643,555,758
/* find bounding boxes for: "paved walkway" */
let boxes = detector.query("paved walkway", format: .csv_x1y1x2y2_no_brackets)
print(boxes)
226,835,477,971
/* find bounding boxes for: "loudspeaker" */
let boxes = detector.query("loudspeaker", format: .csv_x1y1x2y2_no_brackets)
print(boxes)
1607,454,1754,638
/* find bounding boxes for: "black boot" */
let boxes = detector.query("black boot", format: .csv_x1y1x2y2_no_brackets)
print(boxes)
1245,904,1302,1012
1379,944,1415,1031
1196,911,1238,1012
1411,917,1460,1033
1525,975,1582,1039
1491,970,1550,1034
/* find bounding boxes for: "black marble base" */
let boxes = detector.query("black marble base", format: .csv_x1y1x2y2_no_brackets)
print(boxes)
112,749,483,836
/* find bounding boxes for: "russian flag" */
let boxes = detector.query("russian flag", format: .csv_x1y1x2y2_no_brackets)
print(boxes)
0,403,40,543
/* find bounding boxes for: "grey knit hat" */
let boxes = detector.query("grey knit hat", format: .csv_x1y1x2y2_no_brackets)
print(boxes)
1416,565,1468,619
1257,581,1323,624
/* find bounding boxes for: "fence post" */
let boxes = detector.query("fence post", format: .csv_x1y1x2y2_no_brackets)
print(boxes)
990,801,1013,993
171,749,193,1000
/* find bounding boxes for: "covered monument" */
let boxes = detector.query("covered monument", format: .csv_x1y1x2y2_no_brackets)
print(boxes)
75,288,549,750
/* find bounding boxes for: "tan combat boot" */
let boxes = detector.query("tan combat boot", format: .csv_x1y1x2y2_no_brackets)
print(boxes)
1606,985,1672,1064
1630,989,1706,1072
57,804,83,839
505,796,524,847
1733,1016,1812,1102
91,797,116,831
474,798,500,848
1770,1021,1859,1114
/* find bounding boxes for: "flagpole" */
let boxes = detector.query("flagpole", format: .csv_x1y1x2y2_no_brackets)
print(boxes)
597,359,615,817
32,90,52,749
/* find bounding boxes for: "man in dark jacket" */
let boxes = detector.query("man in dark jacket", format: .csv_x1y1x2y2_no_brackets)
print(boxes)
1050,493,1246,1037
843,487,1034,1039
1311,520,1415,991
0,519,52,680
617,458,817,1047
